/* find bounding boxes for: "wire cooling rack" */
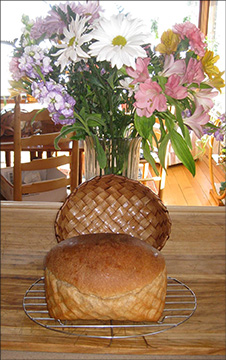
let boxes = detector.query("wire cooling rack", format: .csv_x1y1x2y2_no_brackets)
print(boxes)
23,276,197,339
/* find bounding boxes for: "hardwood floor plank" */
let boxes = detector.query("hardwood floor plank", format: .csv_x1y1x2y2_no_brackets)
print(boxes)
162,166,187,206
183,160,214,206
172,164,203,206
159,148,225,206
138,149,225,207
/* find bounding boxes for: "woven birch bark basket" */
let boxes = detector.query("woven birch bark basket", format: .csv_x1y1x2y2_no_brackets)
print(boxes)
54,174,171,250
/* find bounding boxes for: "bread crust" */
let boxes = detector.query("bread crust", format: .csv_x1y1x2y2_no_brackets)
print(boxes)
44,233,167,321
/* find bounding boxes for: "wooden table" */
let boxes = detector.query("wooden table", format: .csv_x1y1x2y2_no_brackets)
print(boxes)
1,201,225,360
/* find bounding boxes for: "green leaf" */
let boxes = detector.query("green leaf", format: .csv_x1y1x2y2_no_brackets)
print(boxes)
79,107,86,119
199,83,212,89
72,124,87,132
157,117,167,142
54,6,68,25
164,117,175,141
185,49,196,63
106,73,116,89
54,133,63,150
183,126,192,150
175,104,186,137
70,133,85,141
53,125,75,150
157,76,167,89
158,134,170,169
177,37,190,52
86,114,106,127
169,129,196,176
30,108,47,124
93,135,107,169
67,4,76,20
142,139,159,176
134,113,155,140
88,76,107,91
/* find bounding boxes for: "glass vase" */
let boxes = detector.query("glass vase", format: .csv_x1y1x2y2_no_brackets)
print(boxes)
84,136,142,180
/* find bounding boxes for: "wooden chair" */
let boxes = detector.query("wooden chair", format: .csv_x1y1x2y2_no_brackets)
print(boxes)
1,104,62,165
12,95,79,201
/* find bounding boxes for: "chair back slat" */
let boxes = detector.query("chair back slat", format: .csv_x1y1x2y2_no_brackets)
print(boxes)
22,177,70,194
21,155,71,171
21,132,72,148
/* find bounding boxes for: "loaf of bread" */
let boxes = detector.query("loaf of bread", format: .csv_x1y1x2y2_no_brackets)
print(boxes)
44,233,167,322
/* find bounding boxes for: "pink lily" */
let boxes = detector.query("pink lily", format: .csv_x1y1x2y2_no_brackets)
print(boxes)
126,57,150,84
165,74,188,99
181,57,205,85
160,54,186,77
193,88,218,111
134,78,167,117
183,105,210,138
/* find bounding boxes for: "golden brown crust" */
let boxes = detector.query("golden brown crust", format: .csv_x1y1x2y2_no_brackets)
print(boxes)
44,233,166,298
45,265,167,321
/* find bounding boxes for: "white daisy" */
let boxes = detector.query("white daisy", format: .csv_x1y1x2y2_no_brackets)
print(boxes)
89,13,148,70
54,15,93,71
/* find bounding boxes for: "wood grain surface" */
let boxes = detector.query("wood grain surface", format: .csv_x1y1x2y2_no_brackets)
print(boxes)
1,201,225,360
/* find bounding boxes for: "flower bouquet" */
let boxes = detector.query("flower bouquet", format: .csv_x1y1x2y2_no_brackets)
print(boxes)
7,1,225,177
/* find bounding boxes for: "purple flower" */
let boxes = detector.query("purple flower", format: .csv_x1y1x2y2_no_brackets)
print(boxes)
30,14,66,40
18,45,53,79
41,56,53,76
31,81,49,103
219,113,226,123
51,111,75,125
46,91,65,112
31,79,76,125
74,1,102,23
100,68,106,75
30,1,102,41
214,130,224,142
202,128,212,136
203,112,226,142
182,109,192,118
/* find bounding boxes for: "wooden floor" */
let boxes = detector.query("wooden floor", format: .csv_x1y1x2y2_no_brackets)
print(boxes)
1,149,225,206
147,150,225,206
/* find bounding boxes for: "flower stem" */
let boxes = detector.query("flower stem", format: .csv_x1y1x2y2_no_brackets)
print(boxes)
35,66,46,83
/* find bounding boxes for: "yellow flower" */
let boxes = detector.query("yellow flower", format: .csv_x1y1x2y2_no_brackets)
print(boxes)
201,50,220,78
155,29,180,55
205,70,225,93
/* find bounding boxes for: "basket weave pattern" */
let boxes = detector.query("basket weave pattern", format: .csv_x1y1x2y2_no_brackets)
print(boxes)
55,175,171,250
